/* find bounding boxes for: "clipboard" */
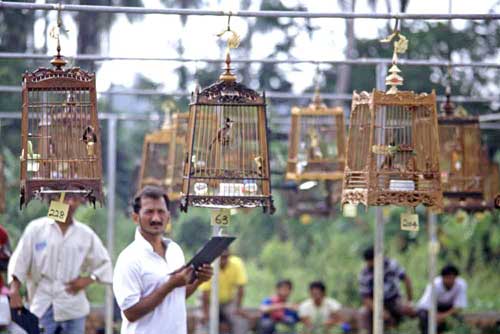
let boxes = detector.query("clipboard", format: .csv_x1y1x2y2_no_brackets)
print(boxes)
186,236,236,270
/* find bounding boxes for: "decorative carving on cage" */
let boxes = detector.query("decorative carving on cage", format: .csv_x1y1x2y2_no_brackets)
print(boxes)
20,51,103,207
180,53,274,213
286,89,346,182
438,94,483,201
0,156,5,214
138,111,189,202
286,181,341,217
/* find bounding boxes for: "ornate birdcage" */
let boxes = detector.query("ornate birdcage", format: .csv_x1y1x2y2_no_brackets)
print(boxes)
342,32,442,211
286,180,341,217
20,49,103,207
0,156,5,213
438,93,483,201
139,109,189,202
286,88,346,182
180,52,273,213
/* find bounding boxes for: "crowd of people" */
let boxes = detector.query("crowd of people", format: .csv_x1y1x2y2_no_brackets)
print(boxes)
0,185,468,334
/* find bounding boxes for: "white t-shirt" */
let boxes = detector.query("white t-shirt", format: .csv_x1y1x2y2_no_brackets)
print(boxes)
418,276,467,310
298,297,341,323
113,229,187,334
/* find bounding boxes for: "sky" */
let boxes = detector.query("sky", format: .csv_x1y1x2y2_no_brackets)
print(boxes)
34,0,500,97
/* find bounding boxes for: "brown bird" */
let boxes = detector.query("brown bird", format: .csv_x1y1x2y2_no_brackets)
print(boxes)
82,126,97,156
208,117,234,151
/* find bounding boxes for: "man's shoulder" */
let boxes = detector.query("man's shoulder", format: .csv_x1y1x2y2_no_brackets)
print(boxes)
167,239,184,255
325,297,342,309
456,277,467,289
24,217,52,233
73,221,99,236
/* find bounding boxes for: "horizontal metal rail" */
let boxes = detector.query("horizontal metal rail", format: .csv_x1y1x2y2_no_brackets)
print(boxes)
1,2,499,20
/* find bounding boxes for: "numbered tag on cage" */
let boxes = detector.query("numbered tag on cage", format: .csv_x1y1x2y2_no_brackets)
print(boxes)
47,193,69,223
400,212,419,232
211,209,231,227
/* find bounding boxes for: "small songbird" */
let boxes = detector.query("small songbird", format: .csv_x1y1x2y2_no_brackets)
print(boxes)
208,117,234,151
380,141,398,170
307,127,323,160
254,156,263,176
82,126,97,156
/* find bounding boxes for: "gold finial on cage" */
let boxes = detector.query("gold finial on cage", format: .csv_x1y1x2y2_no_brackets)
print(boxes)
49,3,67,70
217,13,240,82
381,18,408,94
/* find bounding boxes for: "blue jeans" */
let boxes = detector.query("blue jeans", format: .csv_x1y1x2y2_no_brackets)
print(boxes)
39,306,85,334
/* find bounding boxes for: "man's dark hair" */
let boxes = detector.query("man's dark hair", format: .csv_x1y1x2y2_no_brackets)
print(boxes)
276,279,293,289
441,264,459,277
363,247,374,261
132,186,170,214
309,281,326,294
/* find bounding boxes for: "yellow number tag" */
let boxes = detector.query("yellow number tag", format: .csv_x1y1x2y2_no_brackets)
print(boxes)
211,209,231,226
400,213,419,232
48,193,69,223
342,203,358,218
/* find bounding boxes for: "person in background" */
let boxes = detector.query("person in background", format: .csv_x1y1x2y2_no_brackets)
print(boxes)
258,279,299,334
357,247,415,334
200,249,248,334
417,264,467,334
113,186,212,334
8,194,113,334
298,281,341,334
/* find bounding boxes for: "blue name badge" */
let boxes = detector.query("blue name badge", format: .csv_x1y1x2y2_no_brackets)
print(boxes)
35,241,47,252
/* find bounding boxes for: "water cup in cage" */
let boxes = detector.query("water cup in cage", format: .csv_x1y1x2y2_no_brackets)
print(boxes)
194,182,208,195
243,182,258,195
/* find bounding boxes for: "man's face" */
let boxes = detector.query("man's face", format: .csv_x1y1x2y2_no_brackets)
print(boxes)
133,196,170,237
277,284,292,301
64,195,84,218
310,288,325,304
220,249,229,269
442,274,456,290
366,259,374,269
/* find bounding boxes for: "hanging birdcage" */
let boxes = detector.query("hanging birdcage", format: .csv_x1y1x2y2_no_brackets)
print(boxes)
180,53,273,213
0,156,5,213
286,180,341,218
342,32,442,211
20,51,103,207
438,93,483,201
139,111,189,201
286,89,346,182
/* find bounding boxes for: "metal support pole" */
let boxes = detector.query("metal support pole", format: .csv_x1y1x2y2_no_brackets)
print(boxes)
373,207,385,334
105,115,117,334
428,213,438,334
209,224,222,334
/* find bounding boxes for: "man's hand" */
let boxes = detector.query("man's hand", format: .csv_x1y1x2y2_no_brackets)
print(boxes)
169,266,194,288
195,264,213,283
65,276,94,295
9,286,23,309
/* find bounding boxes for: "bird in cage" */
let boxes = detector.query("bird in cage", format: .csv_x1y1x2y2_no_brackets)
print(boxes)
253,155,263,177
82,126,97,157
208,117,234,151
307,127,323,160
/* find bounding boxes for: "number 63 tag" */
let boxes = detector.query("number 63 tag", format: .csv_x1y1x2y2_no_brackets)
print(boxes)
48,193,69,223
211,209,231,226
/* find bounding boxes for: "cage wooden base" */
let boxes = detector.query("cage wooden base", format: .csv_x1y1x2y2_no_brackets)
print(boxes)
180,195,274,213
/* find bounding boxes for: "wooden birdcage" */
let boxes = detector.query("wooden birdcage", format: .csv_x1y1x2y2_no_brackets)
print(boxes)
286,180,341,217
342,65,442,211
180,54,273,213
20,52,103,207
286,89,346,182
0,156,5,213
438,96,483,200
138,111,189,203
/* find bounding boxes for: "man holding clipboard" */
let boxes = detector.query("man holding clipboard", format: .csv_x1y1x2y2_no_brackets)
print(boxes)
113,186,234,334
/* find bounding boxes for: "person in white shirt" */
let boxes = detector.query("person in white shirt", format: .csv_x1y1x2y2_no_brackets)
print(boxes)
417,264,467,334
298,281,342,334
113,186,213,334
8,194,112,334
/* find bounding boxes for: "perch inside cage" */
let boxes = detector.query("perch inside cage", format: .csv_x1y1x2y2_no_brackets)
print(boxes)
20,49,103,207
286,87,346,182
342,31,442,211
180,52,273,213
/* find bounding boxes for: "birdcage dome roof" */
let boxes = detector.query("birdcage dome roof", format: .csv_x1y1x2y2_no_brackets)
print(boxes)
194,79,264,105
24,67,94,85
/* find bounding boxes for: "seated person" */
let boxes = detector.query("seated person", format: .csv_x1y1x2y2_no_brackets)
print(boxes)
259,279,299,334
299,281,341,334
417,264,467,334
358,247,415,334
